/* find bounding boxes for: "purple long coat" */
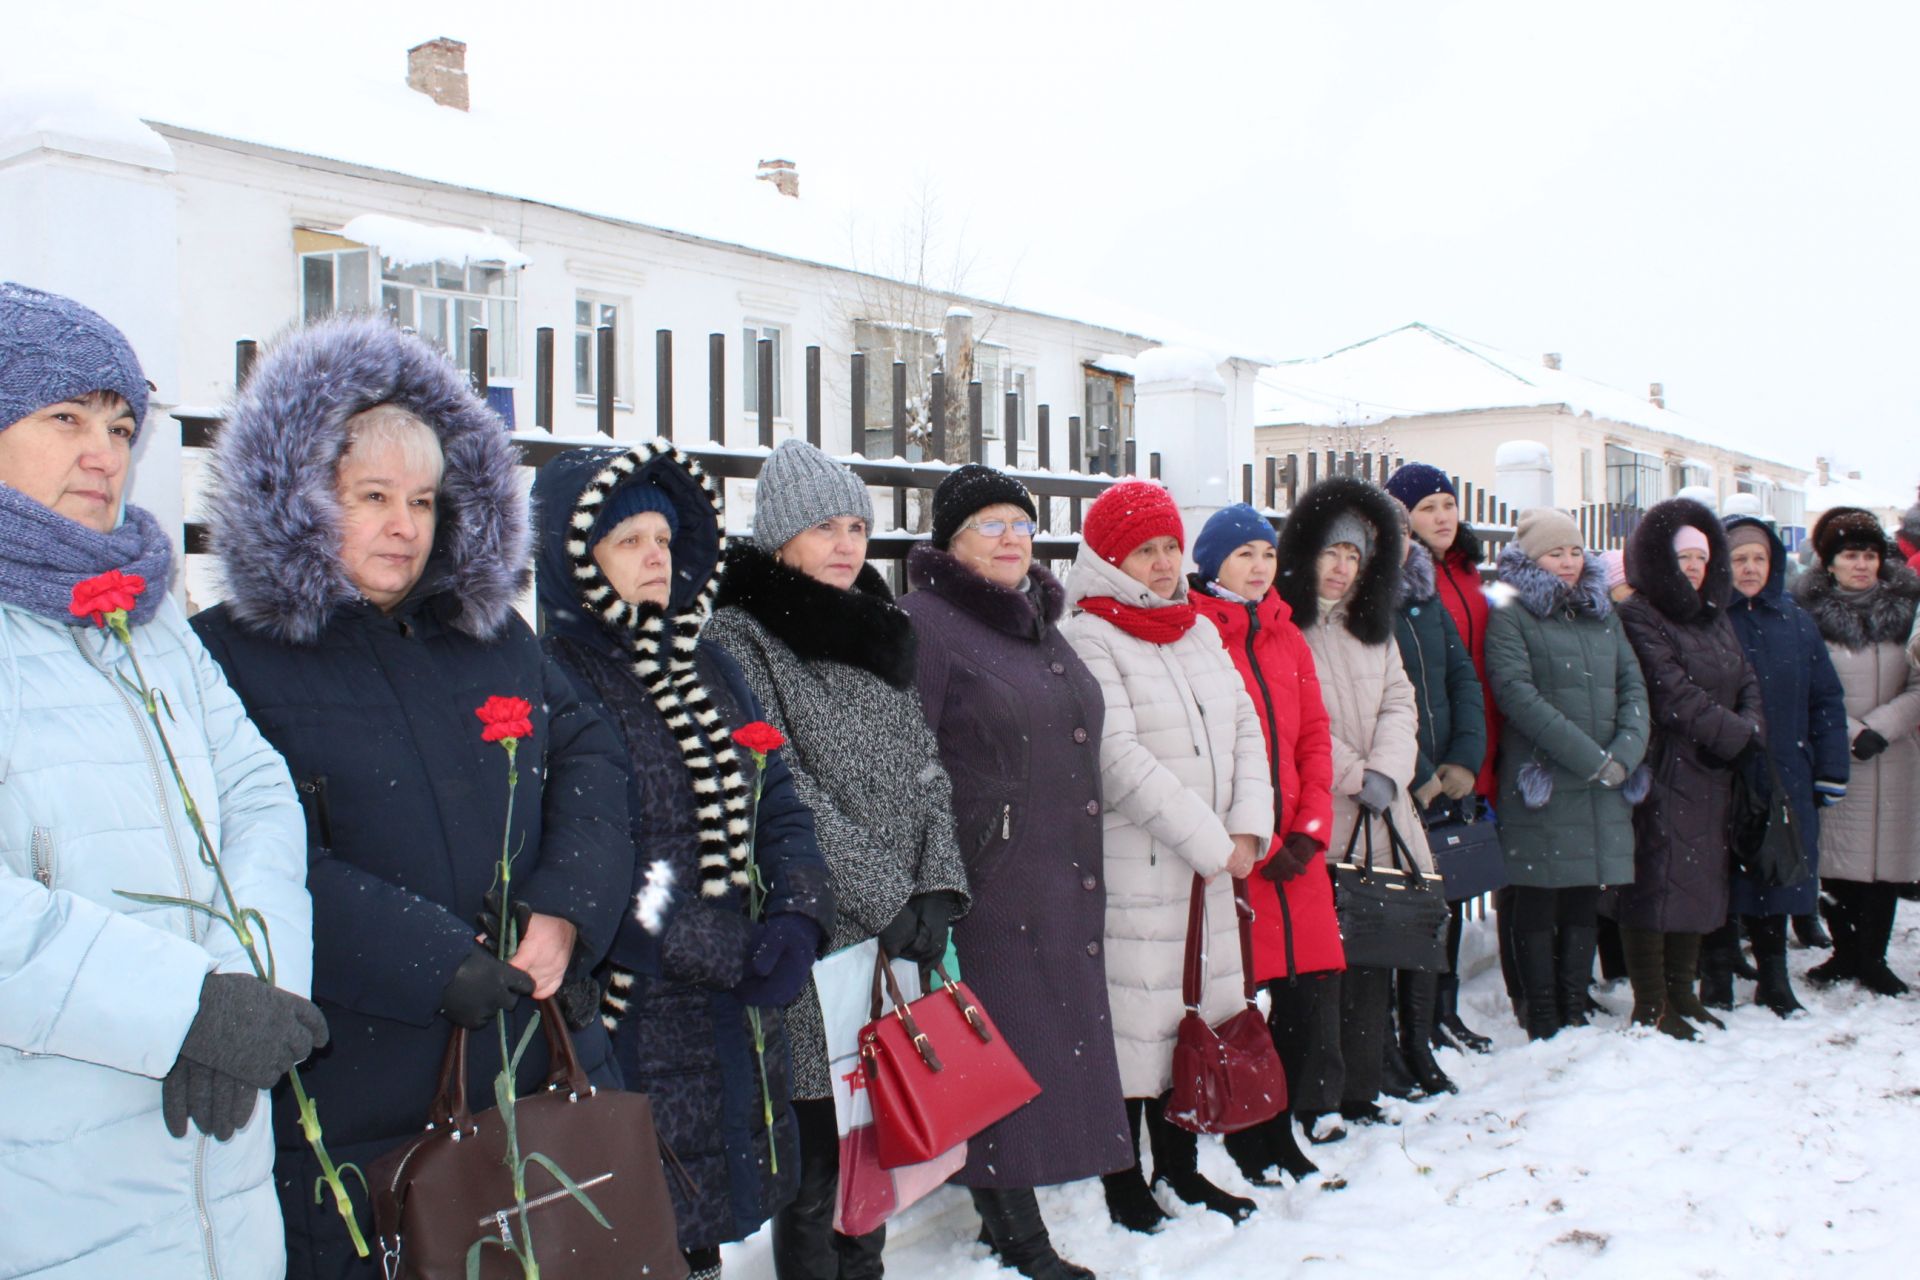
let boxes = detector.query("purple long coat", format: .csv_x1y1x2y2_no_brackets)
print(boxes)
900,545,1132,1189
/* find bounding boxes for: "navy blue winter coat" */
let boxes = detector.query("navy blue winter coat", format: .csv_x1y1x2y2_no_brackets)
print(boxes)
532,442,834,1251
191,316,630,1280
1723,517,1851,915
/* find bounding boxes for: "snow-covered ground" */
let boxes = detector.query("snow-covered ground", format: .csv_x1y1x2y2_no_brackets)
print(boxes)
723,910,1919,1278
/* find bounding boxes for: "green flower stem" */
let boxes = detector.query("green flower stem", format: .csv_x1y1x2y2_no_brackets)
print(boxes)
105,612,367,1258
744,751,778,1174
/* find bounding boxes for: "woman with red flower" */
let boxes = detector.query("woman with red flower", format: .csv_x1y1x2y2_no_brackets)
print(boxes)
0,283,322,1279
531,440,833,1280
188,315,631,1279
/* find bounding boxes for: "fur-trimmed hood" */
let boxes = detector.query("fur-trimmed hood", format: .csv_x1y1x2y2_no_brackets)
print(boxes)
1625,497,1731,625
1495,543,1613,620
905,543,1065,641
205,315,528,644
714,541,918,688
1275,476,1405,645
1400,541,1437,605
1723,515,1788,608
1792,555,1920,649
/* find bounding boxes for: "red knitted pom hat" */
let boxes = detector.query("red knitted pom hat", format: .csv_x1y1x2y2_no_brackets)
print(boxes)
1082,479,1184,565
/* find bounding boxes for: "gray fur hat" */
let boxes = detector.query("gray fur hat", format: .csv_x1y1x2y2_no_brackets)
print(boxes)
752,438,874,553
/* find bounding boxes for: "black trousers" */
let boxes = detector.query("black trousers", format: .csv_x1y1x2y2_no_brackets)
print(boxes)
772,1097,885,1280
1336,966,1392,1107
1508,884,1602,931
1263,971,1343,1114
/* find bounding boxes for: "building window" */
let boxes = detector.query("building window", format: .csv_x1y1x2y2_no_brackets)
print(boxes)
1083,367,1135,474
742,323,785,419
1670,460,1712,493
575,294,629,402
974,346,1031,443
853,320,936,457
296,229,372,322
1605,444,1664,508
379,259,519,380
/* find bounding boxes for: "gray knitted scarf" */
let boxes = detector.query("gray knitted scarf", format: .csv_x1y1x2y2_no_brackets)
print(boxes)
0,483,172,626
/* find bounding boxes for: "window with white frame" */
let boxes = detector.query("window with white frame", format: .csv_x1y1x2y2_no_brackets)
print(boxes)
380,260,519,380
1605,444,1664,508
298,234,372,321
1670,459,1712,493
1083,367,1135,474
974,345,1030,442
742,322,785,419
575,293,630,403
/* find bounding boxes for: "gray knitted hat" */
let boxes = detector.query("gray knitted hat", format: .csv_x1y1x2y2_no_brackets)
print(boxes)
1322,510,1375,563
752,438,874,553
0,283,150,438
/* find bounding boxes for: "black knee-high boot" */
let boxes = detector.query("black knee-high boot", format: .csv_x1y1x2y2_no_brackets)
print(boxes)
1144,1094,1255,1224
1746,915,1804,1017
1101,1098,1168,1234
773,1098,885,1280
1434,902,1492,1053
972,1187,1093,1280
1854,885,1910,996
1397,971,1457,1094
1620,926,1693,1040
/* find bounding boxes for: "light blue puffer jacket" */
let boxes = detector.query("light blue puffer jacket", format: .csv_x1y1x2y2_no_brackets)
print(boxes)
0,595,310,1280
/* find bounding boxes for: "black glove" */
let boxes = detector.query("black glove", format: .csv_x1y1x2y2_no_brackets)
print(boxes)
163,973,329,1140
440,946,534,1030
477,891,533,954
900,892,960,966
877,902,920,959
1852,729,1889,761
734,913,825,1007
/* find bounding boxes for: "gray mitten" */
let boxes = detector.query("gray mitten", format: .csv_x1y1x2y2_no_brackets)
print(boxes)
1623,764,1653,805
1517,762,1554,810
1357,770,1397,815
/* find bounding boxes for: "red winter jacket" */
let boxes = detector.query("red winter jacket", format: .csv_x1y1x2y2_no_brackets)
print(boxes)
1434,545,1502,798
1191,583,1345,979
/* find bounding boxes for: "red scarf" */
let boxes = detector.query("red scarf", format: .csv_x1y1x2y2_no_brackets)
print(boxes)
1077,595,1197,644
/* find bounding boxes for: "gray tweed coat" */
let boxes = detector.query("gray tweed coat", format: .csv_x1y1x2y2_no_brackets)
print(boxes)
706,544,970,1099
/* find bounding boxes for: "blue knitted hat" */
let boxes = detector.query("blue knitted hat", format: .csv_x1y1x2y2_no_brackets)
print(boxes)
0,283,150,439
1384,462,1455,511
1193,502,1278,584
590,477,679,548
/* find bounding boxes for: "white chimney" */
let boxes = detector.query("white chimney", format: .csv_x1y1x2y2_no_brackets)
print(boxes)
407,38,469,111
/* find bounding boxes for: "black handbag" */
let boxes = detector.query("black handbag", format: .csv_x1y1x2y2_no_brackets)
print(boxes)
1421,795,1510,902
1333,810,1451,972
1729,752,1808,890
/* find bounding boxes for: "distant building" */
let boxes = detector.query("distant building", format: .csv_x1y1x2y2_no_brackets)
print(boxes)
1254,323,1811,541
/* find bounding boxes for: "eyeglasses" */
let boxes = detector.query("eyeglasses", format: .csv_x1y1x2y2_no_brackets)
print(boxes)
962,518,1038,538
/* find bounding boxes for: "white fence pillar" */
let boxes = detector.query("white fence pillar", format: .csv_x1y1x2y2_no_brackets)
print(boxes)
1494,440,1555,512
1133,347,1236,549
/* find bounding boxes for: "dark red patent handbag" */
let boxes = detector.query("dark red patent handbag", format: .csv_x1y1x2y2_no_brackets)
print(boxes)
1164,874,1288,1135
859,948,1042,1170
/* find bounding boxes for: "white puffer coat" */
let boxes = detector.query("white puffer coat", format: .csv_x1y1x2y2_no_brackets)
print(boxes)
1062,547,1274,1098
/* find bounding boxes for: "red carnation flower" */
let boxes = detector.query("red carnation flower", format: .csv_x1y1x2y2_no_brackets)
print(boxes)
733,721,787,756
70,570,147,629
475,696,534,743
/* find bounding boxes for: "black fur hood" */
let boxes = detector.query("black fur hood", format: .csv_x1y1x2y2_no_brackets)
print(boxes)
204,314,529,644
1276,476,1405,645
1494,543,1613,620
1792,556,1920,649
714,541,918,688
1625,497,1731,625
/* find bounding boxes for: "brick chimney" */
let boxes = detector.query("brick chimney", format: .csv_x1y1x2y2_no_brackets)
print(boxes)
1816,457,1831,486
407,38,469,111
1648,382,1665,409
756,159,799,199
1542,352,1562,370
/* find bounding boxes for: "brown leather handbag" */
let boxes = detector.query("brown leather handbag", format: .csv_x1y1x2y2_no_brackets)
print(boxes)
1164,874,1288,1135
368,1000,689,1280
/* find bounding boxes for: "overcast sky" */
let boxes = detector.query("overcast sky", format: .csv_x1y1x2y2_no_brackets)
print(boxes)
12,0,1918,493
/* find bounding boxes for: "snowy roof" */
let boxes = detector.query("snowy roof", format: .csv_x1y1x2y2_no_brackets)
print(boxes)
1806,470,1910,517
1255,322,1800,472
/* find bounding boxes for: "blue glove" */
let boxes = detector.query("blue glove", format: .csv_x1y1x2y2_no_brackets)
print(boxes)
733,913,824,1008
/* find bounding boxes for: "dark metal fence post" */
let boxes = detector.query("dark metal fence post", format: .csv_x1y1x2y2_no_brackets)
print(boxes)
757,338,775,448
968,381,984,464
1307,451,1318,489
1125,439,1138,477
1004,390,1018,468
1284,455,1299,508
235,339,257,390
1068,415,1084,532
469,327,489,396
805,346,821,446
930,371,947,461
892,361,908,531
708,333,725,445
1036,404,1050,472
850,352,866,454
1149,451,1161,480
1242,463,1254,504
1266,455,1279,510
655,330,673,440
596,325,615,437
534,328,554,431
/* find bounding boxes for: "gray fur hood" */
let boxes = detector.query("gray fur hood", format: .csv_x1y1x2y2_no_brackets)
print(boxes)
204,315,529,644
1495,543,1613,620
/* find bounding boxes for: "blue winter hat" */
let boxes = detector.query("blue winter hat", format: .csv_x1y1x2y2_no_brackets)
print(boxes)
590,477,679,548
0,282,150,439
1193,503,1278,584
1384,462,1456,511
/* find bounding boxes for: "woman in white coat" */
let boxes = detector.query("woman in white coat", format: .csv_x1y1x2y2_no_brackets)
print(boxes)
1063,480,1274,1232
1275,477,1433,1135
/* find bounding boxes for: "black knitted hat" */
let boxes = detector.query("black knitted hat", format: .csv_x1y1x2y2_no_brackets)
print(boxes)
931,463,1037,549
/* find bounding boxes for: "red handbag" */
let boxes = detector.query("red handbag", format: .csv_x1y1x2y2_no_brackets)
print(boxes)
859,949,1042,1170
1164,874,1288,1135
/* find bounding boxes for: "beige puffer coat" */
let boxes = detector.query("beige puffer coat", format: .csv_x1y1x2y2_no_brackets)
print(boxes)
1300,600,1436,875
1062,547,1276,1098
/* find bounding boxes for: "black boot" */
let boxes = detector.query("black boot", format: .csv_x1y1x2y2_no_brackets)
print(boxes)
1397,971,1457,1095
1555,924,1599,1029
1746,915,1804,1017
1807,884,1859,986
1854,886,1910,997
1512,929,1561,1041
1434,906,1492,1053
1379,998,1420,1101
1496,888,1526,1027
1663,932,1725,1030
773,1099,883,1280
1792,912,1832,949
973,1187,1094,1280
1101,1098,1169,1234
1729,917,1760,980
1223,1118,1283,1186
1620,926,1694,1040
1146,1095,1256,1223
1699,924,1738,1011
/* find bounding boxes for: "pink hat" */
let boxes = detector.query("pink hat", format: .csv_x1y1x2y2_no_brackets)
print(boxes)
1600,550,1627,591
1673,524,1711,558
